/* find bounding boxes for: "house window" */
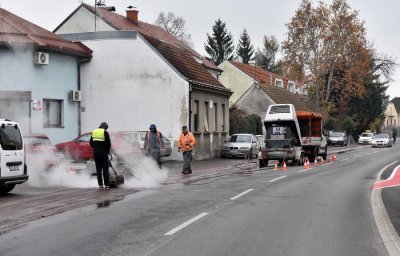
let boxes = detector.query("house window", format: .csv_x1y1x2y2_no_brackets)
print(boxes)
275,79,283,88
194,100,199,132
288,81,295,92
204,102,209,132
222,104,226,132
214,103,218,132
43,99,63,128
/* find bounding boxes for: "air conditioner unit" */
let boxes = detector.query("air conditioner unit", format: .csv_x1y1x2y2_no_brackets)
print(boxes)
71,90,82,102
34,52,49,65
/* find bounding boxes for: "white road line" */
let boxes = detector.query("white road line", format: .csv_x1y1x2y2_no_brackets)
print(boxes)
268,176,287,183
354,155,361,158
230,189,254,200
165,213,208,236
340,158,350,161
298,169,309,173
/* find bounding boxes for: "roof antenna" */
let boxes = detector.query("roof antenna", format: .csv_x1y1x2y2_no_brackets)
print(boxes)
96,0,105,6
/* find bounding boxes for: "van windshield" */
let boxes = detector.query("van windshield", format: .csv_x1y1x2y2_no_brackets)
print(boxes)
0,124,23,150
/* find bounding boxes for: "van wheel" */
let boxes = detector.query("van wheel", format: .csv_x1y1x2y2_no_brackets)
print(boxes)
0,184,15,194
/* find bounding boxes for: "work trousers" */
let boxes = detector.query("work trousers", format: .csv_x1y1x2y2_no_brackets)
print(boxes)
94,152,110,187
149,150,162,168
182,150,193,172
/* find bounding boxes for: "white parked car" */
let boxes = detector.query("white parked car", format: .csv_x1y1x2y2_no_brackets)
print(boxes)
358,132,374,145
371,133,393,148
221,134,260,159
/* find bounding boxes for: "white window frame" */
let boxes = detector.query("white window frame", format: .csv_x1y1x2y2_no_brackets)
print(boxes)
275,78,283,88
43,98,63,128
288,81,296,93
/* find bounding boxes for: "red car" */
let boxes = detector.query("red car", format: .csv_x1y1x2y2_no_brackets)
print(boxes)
55,131,142,162
24,133,59,170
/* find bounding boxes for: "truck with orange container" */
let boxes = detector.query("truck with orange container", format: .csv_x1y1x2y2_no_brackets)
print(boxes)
258,104,327,168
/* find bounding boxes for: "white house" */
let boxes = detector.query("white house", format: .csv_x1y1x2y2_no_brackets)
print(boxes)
55,4,232,160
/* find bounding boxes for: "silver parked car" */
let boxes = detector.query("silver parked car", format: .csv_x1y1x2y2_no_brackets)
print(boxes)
371,133,393,148
221,134,260,158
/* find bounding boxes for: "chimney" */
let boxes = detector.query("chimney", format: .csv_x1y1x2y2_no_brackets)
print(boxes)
126,9,139,24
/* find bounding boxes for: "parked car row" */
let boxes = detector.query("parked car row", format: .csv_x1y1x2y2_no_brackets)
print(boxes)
55,131,172,162
23,131,173,170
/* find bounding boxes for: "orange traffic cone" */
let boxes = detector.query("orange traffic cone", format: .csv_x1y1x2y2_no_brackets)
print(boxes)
304,159,308,169
273,161,279,171
282,161,287,171
321,157,324,164
333,153,337,161
314,158,318,166
328,154,332,163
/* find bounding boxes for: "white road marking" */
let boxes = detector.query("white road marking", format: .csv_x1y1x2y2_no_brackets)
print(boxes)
298,169,309,173
354,155,361,158
230,189,254,200
165,212,208,236
340,158,350,161
268,176,287,183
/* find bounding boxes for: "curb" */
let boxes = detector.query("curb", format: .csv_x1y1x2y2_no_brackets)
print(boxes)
371,162,400,256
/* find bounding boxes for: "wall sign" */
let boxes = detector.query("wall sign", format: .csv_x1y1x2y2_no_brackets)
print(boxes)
32,100,42,111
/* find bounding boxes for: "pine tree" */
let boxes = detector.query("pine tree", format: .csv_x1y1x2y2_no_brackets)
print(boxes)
236,29,254,64
255,35,279,71
204,19,234,65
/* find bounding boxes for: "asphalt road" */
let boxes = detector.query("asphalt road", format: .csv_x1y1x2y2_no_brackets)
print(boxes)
0,145,397,256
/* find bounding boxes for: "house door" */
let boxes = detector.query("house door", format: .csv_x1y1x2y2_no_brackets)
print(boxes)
0,91,31,134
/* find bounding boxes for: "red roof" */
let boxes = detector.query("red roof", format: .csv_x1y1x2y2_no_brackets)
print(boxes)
230,61,299,89
0,8,92,57
76,4,221,70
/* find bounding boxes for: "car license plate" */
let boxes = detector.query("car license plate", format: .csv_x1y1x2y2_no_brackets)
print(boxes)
9,165,20,171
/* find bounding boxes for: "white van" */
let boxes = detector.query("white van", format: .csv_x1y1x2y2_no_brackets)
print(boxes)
0,119,28,194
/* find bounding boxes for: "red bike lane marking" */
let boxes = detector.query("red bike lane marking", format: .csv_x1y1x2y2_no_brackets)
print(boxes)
373,165,400,190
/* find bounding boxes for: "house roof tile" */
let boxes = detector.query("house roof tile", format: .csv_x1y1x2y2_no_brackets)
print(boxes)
76,4,225,88
259,84,313,112
80,4,221,70
0,8,92,57
229,61,302,89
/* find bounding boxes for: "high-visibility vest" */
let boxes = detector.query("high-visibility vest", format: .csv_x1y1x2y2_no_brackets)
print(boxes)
92,128,105,141
147,131,161,144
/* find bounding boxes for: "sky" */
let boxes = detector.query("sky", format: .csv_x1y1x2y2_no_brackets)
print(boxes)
1,0,399,99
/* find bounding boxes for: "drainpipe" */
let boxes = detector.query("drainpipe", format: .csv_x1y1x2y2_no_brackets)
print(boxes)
189,82,192,131
77,62,82,136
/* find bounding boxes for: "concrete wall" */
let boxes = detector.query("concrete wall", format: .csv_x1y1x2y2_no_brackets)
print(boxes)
0,48,80,143
75,32,188,160
218,61,253,106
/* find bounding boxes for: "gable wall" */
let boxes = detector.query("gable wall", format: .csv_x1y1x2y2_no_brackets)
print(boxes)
218,62,253,106
78,34,188,159
55,8,114,33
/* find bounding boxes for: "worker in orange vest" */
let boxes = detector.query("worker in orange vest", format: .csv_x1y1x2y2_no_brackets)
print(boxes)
144,124,164,168
178,125,196,174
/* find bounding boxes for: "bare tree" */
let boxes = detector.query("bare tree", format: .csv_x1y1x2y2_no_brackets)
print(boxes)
155,12,193,47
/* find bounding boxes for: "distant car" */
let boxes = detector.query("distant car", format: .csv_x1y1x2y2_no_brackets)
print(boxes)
136,131,172,158
221,134,260,158
256,135,264,150
24,133,59,170
358,132,374,144
328,132,348,146
371,133,393,148
55,131,142,162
